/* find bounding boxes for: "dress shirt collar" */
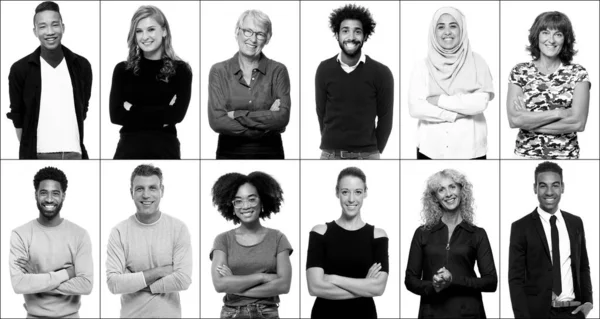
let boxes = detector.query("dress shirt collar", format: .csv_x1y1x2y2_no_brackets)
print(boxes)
336,51,366,68
430,219,475,233
537,206,564,224
228,52,269,76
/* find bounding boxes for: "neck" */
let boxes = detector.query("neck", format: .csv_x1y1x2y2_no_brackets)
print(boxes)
37,214,63,227
136,210,161,224
143,50,162,61
340,51,361,66
238,220,263,233
337,213,365,230
538,55,561,69
441,211,462,226
238,53,260,69
40,45,64,66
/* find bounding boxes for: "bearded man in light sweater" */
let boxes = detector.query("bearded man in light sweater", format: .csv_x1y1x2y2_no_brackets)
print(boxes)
106,164,192,318
9,166,93,318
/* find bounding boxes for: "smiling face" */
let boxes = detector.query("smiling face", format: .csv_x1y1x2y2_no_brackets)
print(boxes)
534,171,563,214
236,17,268,59
135,17,166,60
337,19,364,58
337,176,367,217
538,28,564,60
234,183,262,224
36,180,65,220
131,175,163,217
33,10,64,51
434,177,462,213
435,13,461,50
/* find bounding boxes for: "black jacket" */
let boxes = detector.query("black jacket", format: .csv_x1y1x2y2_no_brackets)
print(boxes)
509,209,593,318
6,45,92,159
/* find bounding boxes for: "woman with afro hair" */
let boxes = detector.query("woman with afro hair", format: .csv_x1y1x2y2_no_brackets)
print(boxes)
210,171,292,319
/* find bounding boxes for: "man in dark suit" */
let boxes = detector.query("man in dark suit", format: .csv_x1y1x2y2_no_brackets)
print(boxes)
509,161,593,318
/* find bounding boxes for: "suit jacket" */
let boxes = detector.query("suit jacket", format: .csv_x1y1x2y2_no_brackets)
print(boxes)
6,45,92,159
508,209,592,318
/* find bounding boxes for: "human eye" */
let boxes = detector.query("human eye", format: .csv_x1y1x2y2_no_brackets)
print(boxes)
341,190,348,195
233,199,242,206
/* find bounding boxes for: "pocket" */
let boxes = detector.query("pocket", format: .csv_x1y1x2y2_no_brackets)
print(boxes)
319,150,334,160
220,306,239,319
258,305,279,319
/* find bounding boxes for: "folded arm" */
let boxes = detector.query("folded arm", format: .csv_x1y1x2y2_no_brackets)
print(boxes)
48,231,94,295
306,267,359,300
437,92,490,115
149,224,192,294
105,229,147,294
506,83,564,130
531,82,590,134
211,249,268,293
508,223,531,318
327,270,388,298
408,64,459,123
235,250,292,298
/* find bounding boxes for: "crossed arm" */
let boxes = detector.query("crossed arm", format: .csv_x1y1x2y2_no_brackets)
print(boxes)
211,250,291,297
506,82,589,133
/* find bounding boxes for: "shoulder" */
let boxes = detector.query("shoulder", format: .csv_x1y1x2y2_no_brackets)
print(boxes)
11,219,37,236
366,55,390,70
210,57,232,74
317,55,338,70
471,52,490,68
9,52,37,76
561,210,583,225
111,215,135,233
510,62,533,73
374,227,388,239
511,212,535,228
266,57,288,71
565,63,587,72
311,223,328,235
63,219,89,236
113,61,128,74
174,59,192,73
161,213,188,230
214,229,232,242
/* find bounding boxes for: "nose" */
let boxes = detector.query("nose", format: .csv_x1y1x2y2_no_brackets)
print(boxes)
348,192,355,202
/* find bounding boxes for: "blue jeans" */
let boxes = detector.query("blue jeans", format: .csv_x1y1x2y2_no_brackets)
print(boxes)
220,304,279,319
320,149,380,160
36,152,82,160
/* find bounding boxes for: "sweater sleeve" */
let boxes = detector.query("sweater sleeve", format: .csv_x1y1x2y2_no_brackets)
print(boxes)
408,60,458,123
149,223,192,294
9,230,69,294
375,63,394,153
105,227,147,294
49,229,94,295
233,64,291,131
162,62,192,125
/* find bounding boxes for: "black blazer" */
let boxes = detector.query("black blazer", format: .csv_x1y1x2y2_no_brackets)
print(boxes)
508,209,592,318
6,46,92,159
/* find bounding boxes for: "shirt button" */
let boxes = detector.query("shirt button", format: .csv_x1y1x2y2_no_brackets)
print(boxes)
249,101,252,103
252,78,255,80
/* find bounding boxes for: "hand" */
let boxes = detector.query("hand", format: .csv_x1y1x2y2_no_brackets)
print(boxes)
123,101,132,111
270,99,281,111
426,95,440,106
366,263,382,279
572,302,593,318
15,258,37,274
216,264,233,277
432,267,452,292
169,95,177,106
160,265,174,277
262,273,278,283
63,265,76,279
227,111,234,119
557,107,572,119
513,96,526,111
15,128,22,142
437,267,452,283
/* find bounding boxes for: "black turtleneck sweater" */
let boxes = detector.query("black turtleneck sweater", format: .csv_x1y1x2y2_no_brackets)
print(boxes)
109,56,192,135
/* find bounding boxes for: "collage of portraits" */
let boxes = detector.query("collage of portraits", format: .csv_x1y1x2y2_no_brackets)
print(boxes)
0,1,598,318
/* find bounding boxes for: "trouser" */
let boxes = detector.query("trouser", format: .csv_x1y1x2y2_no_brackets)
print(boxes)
549,305,585,319
220,304,279,319
37,152,82,160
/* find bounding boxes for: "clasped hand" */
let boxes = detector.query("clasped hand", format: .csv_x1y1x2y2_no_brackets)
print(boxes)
432,267,452,293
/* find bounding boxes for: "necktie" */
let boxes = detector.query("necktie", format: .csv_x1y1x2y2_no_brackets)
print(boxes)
550,215,562,296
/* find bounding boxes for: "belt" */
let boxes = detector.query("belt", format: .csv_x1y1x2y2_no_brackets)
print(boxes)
324,149,377,159
551,300,581,308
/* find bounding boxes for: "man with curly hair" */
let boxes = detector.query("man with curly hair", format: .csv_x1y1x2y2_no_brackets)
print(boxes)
9,166,93,318
6,1,92,159
509,161,593,318
105,164,192,318
316,4,394,160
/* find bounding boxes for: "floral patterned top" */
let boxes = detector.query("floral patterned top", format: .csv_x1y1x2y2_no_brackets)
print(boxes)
509,62,589,159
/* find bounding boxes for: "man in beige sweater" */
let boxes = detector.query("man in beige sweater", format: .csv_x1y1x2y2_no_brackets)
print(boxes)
9,167,93,318
106,164,192,318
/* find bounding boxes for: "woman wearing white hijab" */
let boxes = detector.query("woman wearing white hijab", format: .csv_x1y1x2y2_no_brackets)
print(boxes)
408,7,494,159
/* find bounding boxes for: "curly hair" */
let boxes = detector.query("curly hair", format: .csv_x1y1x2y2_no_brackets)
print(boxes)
33,166,68,192
329,4,376,41
534,161,563,184
335,166,367,193
130,164,163,189
126,5,182,82
527,11,577,64
212,172,284,225
421,169,475,230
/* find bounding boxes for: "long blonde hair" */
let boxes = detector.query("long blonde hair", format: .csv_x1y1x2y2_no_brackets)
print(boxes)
421,169,475,230
126,5,180,82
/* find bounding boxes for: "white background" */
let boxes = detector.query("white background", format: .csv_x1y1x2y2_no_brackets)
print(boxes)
100,160,200,318
200,160,300,318
500,1,600,159
400,160,500,318
500,160,599,319
400,1,501,159
200,2,300,159
100,1,200,159
0,1,100,159
300,1,400,159
300,161,400,318
0,161,100,318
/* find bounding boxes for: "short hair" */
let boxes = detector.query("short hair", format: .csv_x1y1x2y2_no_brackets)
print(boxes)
212,172,283,225
33,166,68,192
130,164,163,189
329,4,376,41
534,161,563,184
527,11,577,64
421,169,475,230
235,9,273,43
33,1,62,27
336,167,367,193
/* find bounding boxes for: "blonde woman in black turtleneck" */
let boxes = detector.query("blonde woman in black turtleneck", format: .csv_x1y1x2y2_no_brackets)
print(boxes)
109,5,192,159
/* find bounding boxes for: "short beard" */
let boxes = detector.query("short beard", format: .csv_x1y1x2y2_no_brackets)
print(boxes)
338,40,363,58
37,201,63,221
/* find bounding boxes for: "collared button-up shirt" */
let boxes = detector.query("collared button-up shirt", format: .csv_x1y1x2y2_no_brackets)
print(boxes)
208,52,291,138
336,51,366,73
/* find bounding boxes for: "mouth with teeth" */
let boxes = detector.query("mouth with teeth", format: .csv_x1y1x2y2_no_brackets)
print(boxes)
42,203,57,210
239,209,255,218
344,41,360,49
140,201,154,206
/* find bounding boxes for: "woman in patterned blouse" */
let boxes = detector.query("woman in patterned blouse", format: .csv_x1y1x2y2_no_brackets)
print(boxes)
506,11,590,159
